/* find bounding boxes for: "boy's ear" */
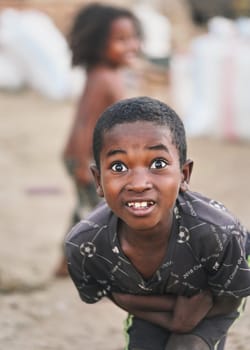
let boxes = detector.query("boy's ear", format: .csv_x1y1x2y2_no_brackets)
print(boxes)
180,159,193,192
90,164,104,197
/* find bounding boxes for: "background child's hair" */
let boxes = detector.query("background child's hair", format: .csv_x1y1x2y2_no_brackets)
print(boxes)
93,96,187,170
68,2,142,68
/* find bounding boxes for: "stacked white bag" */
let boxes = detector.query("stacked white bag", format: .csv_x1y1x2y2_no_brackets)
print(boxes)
133,1,171,62
233,18,250,140
0,8,85,99
171,17,250,141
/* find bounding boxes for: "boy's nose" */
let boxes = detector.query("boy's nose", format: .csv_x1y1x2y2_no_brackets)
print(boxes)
126,168,152,192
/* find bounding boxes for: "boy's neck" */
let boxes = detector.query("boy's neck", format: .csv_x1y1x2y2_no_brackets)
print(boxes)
118,213,174,280
118,212,174,250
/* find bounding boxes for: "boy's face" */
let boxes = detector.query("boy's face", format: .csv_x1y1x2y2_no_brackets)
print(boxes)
92,121,191,233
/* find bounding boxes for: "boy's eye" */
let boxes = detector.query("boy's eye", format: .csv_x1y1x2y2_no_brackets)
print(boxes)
151,159,168,169
111,162,127,172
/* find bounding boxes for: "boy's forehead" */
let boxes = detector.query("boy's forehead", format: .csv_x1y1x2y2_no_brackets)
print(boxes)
102,121,172,147
105,120,169,133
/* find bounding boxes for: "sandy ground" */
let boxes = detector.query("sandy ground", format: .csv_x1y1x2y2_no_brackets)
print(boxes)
1,87,250,349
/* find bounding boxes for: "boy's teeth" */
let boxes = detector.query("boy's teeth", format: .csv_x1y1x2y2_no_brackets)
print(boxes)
135,202,146,208
127,201,153,208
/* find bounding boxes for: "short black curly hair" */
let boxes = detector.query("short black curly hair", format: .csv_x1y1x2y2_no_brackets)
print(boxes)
93,96,187,170
69,2,142,68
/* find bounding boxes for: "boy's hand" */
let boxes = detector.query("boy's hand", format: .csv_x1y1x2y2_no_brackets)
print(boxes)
171,291,213,333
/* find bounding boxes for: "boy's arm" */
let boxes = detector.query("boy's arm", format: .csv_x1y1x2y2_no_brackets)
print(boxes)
206,295,242,317
110,293,176,331
163,293,241,331
112,291,213,333
111,293,176,312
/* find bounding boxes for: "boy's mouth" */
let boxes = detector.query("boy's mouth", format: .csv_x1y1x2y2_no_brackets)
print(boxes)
126,200,155,209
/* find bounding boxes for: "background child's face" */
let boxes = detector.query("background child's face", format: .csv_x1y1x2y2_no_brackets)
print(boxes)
104,17,140,67
94,121,186,232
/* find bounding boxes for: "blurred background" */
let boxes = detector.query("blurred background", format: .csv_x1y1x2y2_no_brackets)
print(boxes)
0,0,250,349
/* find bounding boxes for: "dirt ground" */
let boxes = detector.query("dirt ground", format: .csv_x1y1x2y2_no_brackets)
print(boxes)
1,85,250,349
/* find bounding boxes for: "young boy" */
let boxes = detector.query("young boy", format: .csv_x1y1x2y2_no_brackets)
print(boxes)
65,96,250,350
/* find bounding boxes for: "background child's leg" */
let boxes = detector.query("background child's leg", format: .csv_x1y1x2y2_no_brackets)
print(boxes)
56,160,100,277
74,182,100,223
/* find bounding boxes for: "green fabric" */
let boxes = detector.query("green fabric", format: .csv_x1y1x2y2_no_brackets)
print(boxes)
123,314,133,350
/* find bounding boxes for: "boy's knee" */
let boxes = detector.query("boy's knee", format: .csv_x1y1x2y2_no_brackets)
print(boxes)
165,334,210,350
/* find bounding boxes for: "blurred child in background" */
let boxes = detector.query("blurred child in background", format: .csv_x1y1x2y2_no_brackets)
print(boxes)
56,2,142,276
